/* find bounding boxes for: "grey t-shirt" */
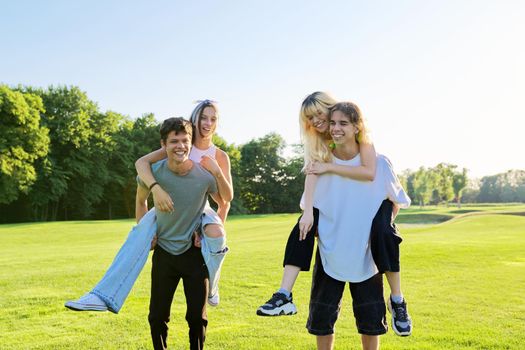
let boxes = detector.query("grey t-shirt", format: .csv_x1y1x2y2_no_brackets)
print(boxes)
137,159,217,255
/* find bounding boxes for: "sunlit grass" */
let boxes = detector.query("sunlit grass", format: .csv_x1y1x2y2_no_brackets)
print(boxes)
1,205,524,349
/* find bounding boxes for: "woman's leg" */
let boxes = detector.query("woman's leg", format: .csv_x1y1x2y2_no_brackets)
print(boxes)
280,265,301,292
256,208,319,316
66,208,157,313
200,207,228,306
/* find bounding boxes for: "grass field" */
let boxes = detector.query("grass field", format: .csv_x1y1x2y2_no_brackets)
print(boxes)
1,204,524,349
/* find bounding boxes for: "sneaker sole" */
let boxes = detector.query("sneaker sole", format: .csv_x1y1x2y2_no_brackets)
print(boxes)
207,300,219,307
256,303,297,317
64,302,107,312
387,302,412,336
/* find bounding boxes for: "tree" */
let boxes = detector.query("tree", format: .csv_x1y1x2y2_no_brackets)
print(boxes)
0,86,49,204
239,133,288,213
212,134,246,214
432,163,456,205
412,167,436,207
452,168,468,207
23,85,110,220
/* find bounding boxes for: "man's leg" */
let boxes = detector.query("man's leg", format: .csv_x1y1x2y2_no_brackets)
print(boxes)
361,335,379,350
306,250,345,349
316,334,334,350
182,246,209,350
149,247,180,350
349,274,387,350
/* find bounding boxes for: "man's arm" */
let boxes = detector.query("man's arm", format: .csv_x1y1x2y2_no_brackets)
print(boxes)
135,183,150,223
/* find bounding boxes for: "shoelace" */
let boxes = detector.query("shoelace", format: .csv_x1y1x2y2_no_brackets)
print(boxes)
266,293,285,305
393,302,408,321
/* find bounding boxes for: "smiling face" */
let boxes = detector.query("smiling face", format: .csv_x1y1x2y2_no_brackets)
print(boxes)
308,110,329,134
198,106,218,139
161,131,192,164
330,110,359,146
300,92,337,137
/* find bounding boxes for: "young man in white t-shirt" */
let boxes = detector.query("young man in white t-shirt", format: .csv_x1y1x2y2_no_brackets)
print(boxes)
307,102,411,350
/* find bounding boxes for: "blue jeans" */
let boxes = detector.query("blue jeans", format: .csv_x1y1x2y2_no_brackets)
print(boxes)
91,208,227,313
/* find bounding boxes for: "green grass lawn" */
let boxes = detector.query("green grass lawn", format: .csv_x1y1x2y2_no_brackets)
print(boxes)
1,204,524,349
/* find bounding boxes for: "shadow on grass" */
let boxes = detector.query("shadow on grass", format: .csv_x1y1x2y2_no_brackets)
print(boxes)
449,209,482,214
396,213,453,224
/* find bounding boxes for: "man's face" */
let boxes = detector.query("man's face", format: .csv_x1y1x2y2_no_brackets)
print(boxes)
161,131,192,164
330,111,359,146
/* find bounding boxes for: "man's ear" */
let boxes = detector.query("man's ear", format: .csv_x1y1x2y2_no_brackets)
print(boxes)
160,139,165,148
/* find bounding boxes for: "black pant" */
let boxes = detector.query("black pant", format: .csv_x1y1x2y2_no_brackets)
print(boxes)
282,208,319,271
370,200,402,273
149,245,209,350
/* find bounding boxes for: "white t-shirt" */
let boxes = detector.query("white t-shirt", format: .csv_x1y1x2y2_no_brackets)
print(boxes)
189,144,217,210
313,153,410,282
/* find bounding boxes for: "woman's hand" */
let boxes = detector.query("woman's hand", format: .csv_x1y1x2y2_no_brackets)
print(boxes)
306,161,331,175
152,185,174,212
200,155,222,177
298,210,314,240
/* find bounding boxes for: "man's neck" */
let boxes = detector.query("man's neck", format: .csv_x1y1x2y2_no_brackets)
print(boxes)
167,159,193,175
332,142,359,160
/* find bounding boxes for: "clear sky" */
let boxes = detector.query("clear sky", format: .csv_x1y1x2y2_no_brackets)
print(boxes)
2,1,524,177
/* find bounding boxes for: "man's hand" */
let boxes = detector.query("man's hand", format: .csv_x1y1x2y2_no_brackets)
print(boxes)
298,210,314,240
150,235,158,250
152,186,174,212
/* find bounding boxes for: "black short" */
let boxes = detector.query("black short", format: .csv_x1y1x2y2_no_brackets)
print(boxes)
370,200,403,273
306,250,388,336
282,208,319,271
283,200,402,273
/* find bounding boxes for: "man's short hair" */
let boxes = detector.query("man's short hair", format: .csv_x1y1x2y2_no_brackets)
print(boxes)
160,117,193,142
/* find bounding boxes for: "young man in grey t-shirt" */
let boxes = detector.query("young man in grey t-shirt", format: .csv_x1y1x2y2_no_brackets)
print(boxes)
136,117,222,350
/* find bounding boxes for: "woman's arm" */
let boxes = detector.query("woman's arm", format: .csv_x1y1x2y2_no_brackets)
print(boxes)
306,143,377,181
135,148,174,212
298,174,318,240
200,149,234,222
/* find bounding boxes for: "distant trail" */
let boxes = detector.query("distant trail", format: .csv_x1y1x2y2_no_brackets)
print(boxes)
438,210,525,226
398,209,525,228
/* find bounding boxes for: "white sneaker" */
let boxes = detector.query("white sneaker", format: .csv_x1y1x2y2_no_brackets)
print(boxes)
208,293,220,307
65,293,108,312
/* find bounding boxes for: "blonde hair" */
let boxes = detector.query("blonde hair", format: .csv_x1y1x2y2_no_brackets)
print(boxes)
329,101,371,144
299,91,337,165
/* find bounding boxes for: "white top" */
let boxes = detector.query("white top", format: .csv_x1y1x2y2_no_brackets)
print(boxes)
189,144,217,209
313,153,410,283
190,144,217,162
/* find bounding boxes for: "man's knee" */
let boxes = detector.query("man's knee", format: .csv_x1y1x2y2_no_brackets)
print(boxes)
204,224,225,238
148,312,170,331
185,313,208,330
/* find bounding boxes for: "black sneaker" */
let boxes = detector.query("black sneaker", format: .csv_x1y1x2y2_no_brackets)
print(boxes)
388,296,412,336
256,292,297,316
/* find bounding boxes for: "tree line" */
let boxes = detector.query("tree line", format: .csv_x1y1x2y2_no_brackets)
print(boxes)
1,85,523,223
